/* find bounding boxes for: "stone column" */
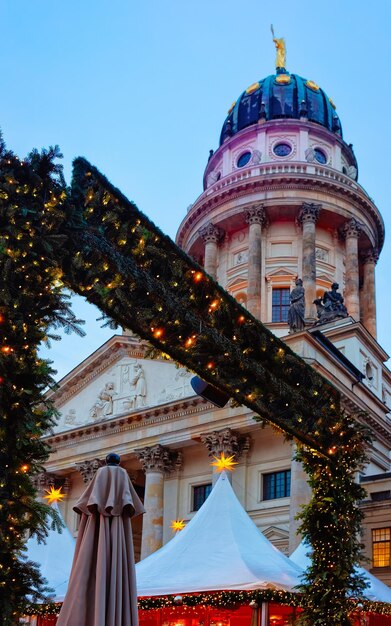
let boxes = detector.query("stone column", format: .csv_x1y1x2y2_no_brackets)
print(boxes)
135,444,181,559
342,218,362,321
200,428,251,485
288,450,312,554
361,248,378,338
75,458,105,483
199,222,224,279
298,203,321,321
245,205,266,320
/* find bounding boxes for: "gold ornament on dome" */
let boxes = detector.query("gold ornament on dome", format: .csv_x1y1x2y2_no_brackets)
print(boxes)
210,453,238,473
246,82,260,95
271,24,286,69
306,79,320,92
43,486,65,505
276,74,291,84
329,97,336,109
227,101,236,114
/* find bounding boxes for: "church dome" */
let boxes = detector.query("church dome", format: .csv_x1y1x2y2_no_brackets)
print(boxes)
219,71,342,145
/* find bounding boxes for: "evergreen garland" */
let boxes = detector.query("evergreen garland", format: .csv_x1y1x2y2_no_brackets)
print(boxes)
0,143,378,624
63,158,373,625
0,135,84,625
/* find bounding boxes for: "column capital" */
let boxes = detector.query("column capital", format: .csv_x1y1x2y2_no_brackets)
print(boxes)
32,472,71,496
75,458,105,483
135,444,182,475
297,202,321,225
200,428,251,461
198,222,225,244
341,217,363,239
361,247,379,265
245,204,266,226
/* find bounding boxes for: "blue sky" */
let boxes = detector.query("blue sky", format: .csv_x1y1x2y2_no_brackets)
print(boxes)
1,1,390,379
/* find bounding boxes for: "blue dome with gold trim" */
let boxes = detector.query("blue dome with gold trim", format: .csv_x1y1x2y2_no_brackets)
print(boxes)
219,71,342,145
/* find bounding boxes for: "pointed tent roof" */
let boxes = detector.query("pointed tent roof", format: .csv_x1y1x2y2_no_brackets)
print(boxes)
26,503,76,602
290,541,391,603
136,472,302,596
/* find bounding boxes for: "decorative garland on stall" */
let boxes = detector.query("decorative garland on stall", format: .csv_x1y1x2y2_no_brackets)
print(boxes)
24,591,391,618
0,141,380,625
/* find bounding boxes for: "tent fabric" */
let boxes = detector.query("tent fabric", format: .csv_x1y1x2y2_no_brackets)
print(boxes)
57,465,145,626
136,471,302,596
290,541,391,603
26,502,76,602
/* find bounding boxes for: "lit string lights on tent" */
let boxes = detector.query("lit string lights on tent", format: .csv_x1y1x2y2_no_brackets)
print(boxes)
0,140,375,626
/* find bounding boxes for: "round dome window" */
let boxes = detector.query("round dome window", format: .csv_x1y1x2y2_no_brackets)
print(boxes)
273,143,292,157
237,151,252,168
314,148,327,164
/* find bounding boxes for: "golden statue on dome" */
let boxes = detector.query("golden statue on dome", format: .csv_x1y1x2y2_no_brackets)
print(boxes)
271,24,286,69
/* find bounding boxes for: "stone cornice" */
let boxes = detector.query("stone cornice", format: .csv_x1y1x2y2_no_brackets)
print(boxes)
176,167,384,252
340,395,391,447
47,335,147,407
319,320,389,364
44,397,210,450
283,328,391,447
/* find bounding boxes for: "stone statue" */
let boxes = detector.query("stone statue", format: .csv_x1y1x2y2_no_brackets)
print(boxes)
90,382,116,421
123,363,147,410
288,278,305,333
314,282,348,325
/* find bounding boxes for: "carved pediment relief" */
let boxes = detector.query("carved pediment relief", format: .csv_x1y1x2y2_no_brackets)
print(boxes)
53,354,195,434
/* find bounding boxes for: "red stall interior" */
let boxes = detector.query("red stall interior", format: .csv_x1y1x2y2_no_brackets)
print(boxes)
35,604,391,626
139,604,253,626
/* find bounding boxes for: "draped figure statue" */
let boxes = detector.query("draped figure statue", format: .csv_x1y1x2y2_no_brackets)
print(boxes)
288,278,305,333
271,24,286,69
273,37,286,69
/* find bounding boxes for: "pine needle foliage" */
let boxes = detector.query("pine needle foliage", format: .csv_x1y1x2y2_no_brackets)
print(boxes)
0,136,84,624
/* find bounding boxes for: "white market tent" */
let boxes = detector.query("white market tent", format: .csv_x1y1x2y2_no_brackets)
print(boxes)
290,540,391,603
136,471,303,597
26,503,76,602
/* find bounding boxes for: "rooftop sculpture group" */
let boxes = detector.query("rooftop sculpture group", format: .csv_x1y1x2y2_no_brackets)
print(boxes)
288,281,349,333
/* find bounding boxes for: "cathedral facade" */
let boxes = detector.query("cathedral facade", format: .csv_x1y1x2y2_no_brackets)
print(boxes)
42,62,391,584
